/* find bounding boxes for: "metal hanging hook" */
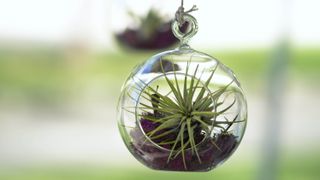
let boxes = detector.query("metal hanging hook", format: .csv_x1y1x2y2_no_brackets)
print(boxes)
172,0,199,47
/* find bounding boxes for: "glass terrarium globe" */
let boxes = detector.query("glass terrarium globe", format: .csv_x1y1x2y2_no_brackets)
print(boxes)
117,4,247,171
117,47,247,171
111,0,184,50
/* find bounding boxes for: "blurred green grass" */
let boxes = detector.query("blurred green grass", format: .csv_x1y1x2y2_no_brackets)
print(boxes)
0,48,319,105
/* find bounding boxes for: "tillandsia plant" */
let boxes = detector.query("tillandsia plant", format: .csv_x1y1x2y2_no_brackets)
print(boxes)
123,59,246,171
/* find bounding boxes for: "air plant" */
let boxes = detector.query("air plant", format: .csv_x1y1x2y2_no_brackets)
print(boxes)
134,59,245,170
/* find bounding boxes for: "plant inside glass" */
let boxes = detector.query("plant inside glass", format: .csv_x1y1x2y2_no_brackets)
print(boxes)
121,59,246,171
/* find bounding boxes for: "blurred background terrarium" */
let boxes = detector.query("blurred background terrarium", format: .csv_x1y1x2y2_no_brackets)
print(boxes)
111,0,187,50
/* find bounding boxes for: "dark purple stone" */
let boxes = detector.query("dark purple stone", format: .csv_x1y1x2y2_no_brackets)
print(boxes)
130,113,239,171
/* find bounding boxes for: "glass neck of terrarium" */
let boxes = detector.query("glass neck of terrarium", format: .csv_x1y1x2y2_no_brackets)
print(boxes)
172,13,199,49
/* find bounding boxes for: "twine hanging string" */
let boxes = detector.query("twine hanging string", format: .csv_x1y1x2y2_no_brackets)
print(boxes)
175,0,198,26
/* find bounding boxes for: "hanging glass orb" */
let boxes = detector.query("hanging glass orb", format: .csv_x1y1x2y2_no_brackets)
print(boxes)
111,0,186,50
117,6,247,172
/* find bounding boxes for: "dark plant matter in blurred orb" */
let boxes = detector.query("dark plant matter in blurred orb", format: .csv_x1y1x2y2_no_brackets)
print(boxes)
115,9,187,50
117,1,247,172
